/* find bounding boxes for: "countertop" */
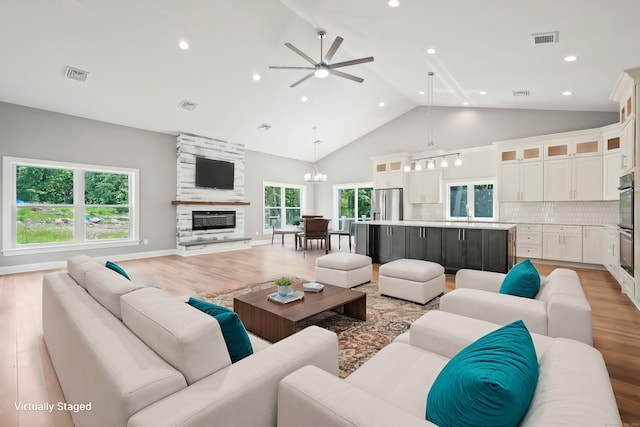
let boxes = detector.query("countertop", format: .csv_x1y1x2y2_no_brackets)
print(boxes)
357,220,517,230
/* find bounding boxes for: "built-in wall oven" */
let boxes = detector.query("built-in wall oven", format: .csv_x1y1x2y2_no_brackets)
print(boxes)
619,173,634,276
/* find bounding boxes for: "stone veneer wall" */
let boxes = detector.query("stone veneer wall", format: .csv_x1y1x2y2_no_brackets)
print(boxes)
175,133,247,251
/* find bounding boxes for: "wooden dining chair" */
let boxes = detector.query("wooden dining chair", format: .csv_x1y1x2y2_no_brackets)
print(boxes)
301,218,330,254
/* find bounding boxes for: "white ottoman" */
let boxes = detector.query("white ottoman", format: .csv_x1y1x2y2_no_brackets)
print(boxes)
315,253,372,288
379,259,445,304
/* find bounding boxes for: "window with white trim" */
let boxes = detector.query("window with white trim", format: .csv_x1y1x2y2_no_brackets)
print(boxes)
263,183,305,231
333,183,373,230
2,157,139,255
445,180,496,221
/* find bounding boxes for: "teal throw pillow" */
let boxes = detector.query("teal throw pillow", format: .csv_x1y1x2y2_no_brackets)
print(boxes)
105,261,130,280
187,297,253,363
426,320,539,427
499,258,540,298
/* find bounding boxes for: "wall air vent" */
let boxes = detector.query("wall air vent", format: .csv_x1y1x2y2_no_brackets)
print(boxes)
178,100,198,111
258,123,272,131
512,90,531,97
65,66,89,82
531,31,559,45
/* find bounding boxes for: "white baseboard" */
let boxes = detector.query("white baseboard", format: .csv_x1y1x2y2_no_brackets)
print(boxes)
251,239,272,246
0,249,176,275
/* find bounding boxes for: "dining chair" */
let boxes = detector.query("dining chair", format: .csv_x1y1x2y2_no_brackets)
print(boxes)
301,218,330,254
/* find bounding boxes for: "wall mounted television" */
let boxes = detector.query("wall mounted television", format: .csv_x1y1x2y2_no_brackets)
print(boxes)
195,157,235,190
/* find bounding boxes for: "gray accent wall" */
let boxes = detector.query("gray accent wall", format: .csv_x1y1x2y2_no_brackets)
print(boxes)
0,101,177,268
313,105,619,218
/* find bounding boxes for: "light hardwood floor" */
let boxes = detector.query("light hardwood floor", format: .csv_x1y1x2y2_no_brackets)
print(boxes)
1,242,639,426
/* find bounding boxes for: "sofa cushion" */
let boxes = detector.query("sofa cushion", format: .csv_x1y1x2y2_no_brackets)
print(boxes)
426,320,539,427
500,259,540,298
85,268,145,319
105,260,131,280
67,255,103,289
187,297,254,363
121,288,232,385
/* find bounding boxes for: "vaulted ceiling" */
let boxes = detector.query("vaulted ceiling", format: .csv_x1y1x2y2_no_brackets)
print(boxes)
1,1,638,161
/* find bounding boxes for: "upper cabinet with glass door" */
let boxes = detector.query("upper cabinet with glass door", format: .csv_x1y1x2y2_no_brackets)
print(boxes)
543,134,602,160
498,145,542,164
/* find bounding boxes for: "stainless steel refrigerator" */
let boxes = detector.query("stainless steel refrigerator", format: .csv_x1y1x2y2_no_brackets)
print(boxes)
371,188,403,221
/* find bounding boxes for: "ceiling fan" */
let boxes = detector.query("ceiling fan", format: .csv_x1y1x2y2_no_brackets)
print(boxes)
269,30,374,88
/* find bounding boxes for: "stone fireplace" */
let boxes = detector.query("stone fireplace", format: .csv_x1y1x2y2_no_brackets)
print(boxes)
192,211,236,230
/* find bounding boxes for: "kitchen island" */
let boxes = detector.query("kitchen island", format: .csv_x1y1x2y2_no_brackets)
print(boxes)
355,220,517,273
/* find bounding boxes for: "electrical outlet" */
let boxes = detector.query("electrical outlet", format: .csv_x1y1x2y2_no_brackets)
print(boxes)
143,239,149,245
255,231,259,235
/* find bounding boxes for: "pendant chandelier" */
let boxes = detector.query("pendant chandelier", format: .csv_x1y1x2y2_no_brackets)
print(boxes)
405,72,462,172
304,126,327,183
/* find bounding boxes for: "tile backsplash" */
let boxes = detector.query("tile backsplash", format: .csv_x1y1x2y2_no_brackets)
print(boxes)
410,201,618,225
499,201,618,225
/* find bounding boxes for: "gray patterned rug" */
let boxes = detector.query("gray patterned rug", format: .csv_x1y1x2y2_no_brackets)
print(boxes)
199,280,440,378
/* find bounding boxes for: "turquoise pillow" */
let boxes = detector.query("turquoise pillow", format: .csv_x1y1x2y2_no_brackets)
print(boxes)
105,261,130,280
499,259,540,298
187,297,253,363
426,320,539,427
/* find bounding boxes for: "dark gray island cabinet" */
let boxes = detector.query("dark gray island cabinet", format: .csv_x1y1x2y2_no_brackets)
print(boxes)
355,221,516,274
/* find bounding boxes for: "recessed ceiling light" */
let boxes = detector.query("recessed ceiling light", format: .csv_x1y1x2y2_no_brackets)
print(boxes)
426,48,436,55
564,55,578,62
301,96,308,102
388,0,400,7
479,90,487,95
562,91,572,96
179,41,189,50
379,101,385,107
252,73,261,81
462,102,469,106
418,91,425,95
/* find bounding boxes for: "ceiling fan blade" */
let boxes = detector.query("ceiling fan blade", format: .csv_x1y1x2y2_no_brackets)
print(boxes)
329,56,375,69
269,66,315,70
323,36,343,63
329,69,364,83
285,43,318,66
290,72,315,88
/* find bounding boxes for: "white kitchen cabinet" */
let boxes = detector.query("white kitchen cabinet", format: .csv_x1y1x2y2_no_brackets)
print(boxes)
499,162,543,202
603,153,621,200
582,226,604,265
604,227,620,283
407,170,441,204
543,225,582,263
619,118,635,175
372,155,409,189
516,224,542,258
543,137,602,160
374,171,403,189
544,156,603,201
498,145,542,164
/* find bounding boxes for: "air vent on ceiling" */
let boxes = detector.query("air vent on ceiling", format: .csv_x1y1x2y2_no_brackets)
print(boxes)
65,66,89,82
178,100,198,111
258,123,272,131
531,31,559,45
512,90,531,97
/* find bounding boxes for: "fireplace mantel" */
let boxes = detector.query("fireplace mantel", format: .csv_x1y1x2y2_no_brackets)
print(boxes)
171,200,250,206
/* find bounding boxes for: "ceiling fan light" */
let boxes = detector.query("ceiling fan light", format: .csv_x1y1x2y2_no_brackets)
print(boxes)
314,68,329,78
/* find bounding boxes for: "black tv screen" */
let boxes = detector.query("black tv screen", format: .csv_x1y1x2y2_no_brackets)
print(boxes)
195,157,234,190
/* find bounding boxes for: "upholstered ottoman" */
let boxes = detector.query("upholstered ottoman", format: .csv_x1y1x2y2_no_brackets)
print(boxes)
315,253,372,288
379,259,445,304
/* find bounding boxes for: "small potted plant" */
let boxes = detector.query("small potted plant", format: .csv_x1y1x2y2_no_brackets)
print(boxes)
275,276,292,296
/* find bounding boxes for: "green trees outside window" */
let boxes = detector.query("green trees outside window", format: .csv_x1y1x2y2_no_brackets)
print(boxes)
264,184,302,229
447,182,495,221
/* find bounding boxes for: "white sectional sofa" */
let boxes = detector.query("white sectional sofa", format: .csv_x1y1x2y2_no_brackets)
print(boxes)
42,255,338,427
439,268,593,345
278,311,621,427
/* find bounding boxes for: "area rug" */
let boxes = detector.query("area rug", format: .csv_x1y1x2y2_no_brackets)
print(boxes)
198,279,440,378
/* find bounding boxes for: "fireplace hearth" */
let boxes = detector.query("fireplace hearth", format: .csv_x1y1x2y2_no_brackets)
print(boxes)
192,211,236,230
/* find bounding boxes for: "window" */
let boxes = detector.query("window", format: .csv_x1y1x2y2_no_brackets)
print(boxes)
334,183,373,230
263,183,304,231
446,180,496,221
2,157,139,255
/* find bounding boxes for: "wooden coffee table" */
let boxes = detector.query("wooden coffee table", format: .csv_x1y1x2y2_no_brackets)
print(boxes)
233,283,366,342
